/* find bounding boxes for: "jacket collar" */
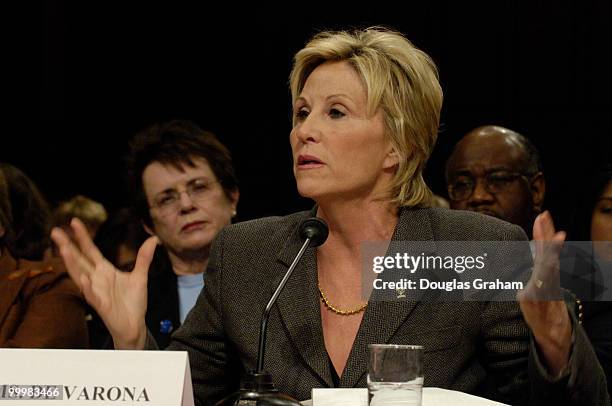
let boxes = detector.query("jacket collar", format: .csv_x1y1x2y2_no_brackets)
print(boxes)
274,206,332,386
273,206,437,387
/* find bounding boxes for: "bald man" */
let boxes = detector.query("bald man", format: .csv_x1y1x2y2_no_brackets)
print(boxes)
445,125,545,237
446,127,612,399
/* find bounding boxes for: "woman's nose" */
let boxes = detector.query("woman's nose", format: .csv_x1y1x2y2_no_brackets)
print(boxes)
293,114,321,144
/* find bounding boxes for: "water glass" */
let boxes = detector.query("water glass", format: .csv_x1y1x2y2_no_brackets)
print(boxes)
367,344,424,406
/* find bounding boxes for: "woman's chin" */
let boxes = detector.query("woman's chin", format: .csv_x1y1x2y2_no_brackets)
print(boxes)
296,182,324,200
176,232,213,252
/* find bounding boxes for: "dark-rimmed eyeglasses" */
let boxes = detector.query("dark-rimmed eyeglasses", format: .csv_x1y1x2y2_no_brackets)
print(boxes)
447,171,532,201
149,178,219,215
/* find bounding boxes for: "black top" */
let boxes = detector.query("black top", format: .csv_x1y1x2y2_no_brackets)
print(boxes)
328,354,340,388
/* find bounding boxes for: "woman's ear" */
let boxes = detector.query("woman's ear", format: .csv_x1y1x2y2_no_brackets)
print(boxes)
227,189,240,218
229,189,240,208
383,147,400,170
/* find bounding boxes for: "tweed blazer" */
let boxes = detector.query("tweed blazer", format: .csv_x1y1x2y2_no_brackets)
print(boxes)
163,207,609,406
0,249,89,348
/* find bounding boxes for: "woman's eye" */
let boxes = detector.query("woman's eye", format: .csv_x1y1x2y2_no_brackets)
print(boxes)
295,109,309,121
158,195,176,206
329,108,345,119
192,183,209,191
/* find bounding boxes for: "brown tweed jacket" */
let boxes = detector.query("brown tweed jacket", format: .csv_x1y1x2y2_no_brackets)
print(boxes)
0,249,89,348
163,207,609,406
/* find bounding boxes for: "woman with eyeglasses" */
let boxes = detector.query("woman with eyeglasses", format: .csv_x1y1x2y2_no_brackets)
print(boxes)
133,120,239,349
51,28,607,405
85,121,239,349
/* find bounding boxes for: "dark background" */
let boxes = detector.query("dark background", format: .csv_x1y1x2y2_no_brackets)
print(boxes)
3,1,611,230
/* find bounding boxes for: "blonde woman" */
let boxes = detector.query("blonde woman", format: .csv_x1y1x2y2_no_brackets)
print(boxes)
52,27,608,405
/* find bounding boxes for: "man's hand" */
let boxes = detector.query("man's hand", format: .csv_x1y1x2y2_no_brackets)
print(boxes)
517,211,572,377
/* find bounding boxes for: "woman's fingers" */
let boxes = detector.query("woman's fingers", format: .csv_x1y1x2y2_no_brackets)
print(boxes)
533,210,552,241
51,226,95,287
132,236,159,278
533,211,566,242
79,272,98,308
527,211,566,300
71,217,106,265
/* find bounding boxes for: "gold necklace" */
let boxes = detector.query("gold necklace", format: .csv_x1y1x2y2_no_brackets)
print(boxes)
318,284,368,316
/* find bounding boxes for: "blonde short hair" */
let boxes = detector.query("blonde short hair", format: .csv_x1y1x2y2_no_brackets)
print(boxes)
290,26,443,207
54,195,108,236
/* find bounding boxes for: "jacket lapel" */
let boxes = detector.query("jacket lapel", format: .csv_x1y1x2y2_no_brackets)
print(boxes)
274,209,333,387
271,207,439,388
341,207,437,387
0,251,28,328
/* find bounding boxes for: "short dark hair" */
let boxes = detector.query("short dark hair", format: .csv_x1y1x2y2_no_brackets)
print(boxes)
0,163,52,260
126,120,238,227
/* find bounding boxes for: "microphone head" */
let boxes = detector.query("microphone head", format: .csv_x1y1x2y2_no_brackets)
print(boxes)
299,217,329,247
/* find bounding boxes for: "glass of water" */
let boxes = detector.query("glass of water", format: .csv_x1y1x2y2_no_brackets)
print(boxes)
367,344,424,406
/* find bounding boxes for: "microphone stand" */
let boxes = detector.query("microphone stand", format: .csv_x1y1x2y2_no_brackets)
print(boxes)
216,218,328,406
257,236,311,374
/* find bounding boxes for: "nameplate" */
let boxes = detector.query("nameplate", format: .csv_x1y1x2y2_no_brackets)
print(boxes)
0,349,194,405
312,388,368,406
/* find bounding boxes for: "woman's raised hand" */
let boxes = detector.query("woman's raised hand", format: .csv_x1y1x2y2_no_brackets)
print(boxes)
51,218,158,349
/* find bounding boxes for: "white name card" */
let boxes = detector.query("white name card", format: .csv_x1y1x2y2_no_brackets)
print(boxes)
312,388,368,406
0,349,194,406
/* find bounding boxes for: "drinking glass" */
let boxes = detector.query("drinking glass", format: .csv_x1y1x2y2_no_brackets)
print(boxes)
367,344,424,406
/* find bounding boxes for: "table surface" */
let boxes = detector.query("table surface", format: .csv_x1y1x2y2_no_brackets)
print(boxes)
301,387,508,406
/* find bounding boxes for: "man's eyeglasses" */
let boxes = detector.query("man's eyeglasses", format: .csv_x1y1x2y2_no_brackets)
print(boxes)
150,178,219,215
447,171,532,201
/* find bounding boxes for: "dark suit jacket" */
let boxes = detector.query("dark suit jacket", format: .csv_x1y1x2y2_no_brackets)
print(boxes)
0,249,89,348
160,207,609,406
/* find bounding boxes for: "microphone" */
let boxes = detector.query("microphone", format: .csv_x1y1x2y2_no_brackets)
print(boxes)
257,216,328,373
216,217,329,406
299,217,329,248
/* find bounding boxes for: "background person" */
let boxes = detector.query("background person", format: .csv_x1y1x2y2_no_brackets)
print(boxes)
0,162,53,261
0,165,89,348
445,125,545,238
53,194,108,240
569,164,612,395
125,120,239,348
